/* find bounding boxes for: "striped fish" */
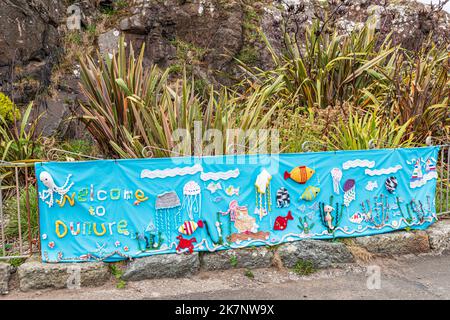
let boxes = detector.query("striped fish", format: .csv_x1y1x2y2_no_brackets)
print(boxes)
178,220,204,236
300,186,321,201
276,187,290,208
385,176,398,194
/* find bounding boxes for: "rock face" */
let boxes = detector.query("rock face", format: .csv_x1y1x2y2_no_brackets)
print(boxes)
0,0,64,104
262,0,450,53
116,0,244,83
0,0,448,138
353,230,431,255
201,247,273,271
0,263,11,295
18,261,110,292
122,252,200,281
277,240,355,268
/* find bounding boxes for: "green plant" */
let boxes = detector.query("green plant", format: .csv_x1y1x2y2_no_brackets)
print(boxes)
108,263,127,289
9,257,26,267
292,259,316,276
238,19,397,111
0,93,20,123
114,0,128,10
229,255,238,268
65,31,82,45
244,268,254,279
86,24,97,36
58,139,97,157
79,37,281,158
326,105,415,150
0,102,43,162
4,185,39,241
385,43,449,143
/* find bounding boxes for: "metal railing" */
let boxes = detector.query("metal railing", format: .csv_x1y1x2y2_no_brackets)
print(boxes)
0,145,449,260
437,145,450,216
0,161,38,260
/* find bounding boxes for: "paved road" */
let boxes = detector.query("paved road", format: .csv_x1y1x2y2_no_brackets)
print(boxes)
3,254,450,300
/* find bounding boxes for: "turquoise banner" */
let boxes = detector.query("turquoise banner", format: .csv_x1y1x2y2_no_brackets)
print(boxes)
36,147,440,263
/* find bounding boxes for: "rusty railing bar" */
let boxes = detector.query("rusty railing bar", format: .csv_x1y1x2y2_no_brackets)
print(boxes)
15,167,23,255
0,255,29,261
35,177,41,255
25,166,32,254
445,146,450,213
0,177,5,257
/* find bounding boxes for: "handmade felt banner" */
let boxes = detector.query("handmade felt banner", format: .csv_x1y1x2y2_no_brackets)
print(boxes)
35,146,440,263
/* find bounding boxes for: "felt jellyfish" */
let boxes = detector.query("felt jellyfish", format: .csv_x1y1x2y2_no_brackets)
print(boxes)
182,181,202,220
343,179,356,207
38,171,74,208
254,169,272,220
155,191,181,242
330,168,342,194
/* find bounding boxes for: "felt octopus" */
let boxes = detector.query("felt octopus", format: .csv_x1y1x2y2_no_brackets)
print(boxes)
38,171,74,208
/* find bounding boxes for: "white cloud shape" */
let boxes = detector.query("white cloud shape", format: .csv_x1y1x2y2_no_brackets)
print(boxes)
141,164,203,179
365,165,402,176
410,171,438,189
343,159,375,170
200,169,240,181
365,181,378,191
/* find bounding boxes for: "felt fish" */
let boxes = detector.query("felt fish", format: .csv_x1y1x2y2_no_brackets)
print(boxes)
207,182,222,194
385,176,398,194
178,220,204,236
284,166,315,184
300,186,321,201
276,187,290,208
225,185,239,196
349,212,364,224
273,211,294,231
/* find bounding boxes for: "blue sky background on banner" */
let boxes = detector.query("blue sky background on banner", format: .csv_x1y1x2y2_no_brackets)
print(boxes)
35,146,440,263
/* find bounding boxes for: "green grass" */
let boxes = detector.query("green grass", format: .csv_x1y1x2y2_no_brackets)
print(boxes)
58,139,96,158
65,31,82,45
9,257,25,267
292,260,316,276
4,185,39,242
108,263,127,289
236,47,259,65
244,268,254,279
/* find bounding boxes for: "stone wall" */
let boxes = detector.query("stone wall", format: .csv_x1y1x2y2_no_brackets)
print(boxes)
1,220,447,293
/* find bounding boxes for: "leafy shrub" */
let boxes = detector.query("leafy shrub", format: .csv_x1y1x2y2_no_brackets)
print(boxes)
0,93,20,123
238,19,396,111
0,102,42,162
79,37,280,158
326,105,415,150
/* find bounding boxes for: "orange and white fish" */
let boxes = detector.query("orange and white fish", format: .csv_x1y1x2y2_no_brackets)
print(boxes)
284,166,315,184
178,220,204,236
